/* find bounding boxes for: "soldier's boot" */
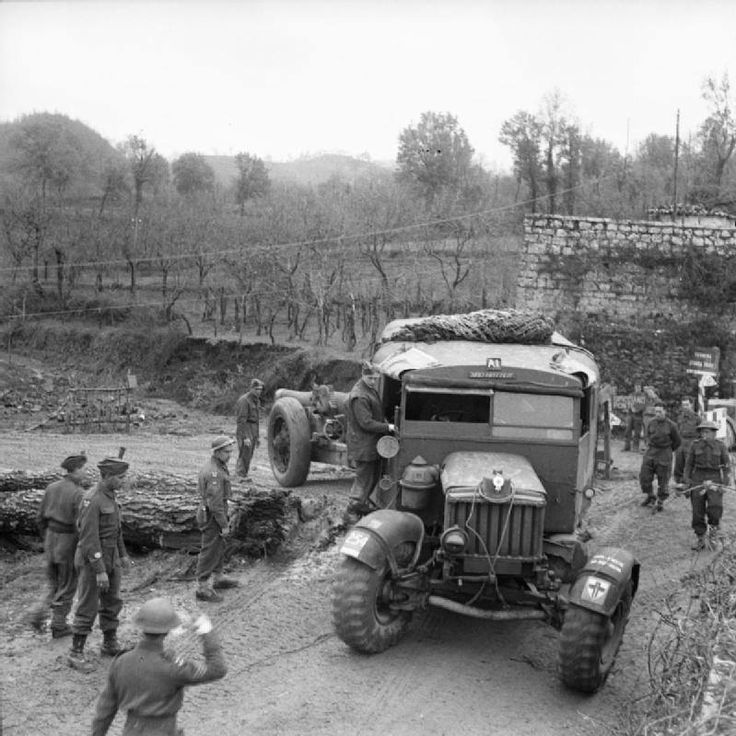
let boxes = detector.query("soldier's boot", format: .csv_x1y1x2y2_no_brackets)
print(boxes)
67,633,92,670
708,526,721,548
655,499,664,512
640,495,656,507
27,607,47,633
691,534,706,551
212,574,240,590
195,582,223,603
100,630,122,657
51,624,73,639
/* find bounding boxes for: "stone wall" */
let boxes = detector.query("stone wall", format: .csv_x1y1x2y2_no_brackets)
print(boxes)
515,214,736,400
517,214,736,322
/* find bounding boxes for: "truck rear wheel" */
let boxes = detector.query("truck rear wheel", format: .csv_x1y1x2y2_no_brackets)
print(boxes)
332,557,412,653
268,397,312,487
558,582,632,693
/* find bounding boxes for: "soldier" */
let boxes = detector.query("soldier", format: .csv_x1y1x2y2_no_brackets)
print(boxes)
235,378,264,478
683,420,732,550
27,453,88,637
639,403,681,511
195,436,239,602
90,597,227,735
623,383,646,452
673,396,701,484
345,362,395,517
68,456,131,668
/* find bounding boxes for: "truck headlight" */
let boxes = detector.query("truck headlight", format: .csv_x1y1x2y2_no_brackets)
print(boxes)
440,526,468,555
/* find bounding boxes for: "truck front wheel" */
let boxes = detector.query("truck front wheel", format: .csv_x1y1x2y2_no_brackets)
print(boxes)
558,582,632,693
268,397,312,487
332,557,412,654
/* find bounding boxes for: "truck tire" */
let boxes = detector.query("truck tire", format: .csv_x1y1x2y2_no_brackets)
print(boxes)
558,581,632,693
332,556,412,654
268,397,312,487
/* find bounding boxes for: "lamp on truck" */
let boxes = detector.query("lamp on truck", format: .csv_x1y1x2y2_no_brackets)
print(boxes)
440,526,468,555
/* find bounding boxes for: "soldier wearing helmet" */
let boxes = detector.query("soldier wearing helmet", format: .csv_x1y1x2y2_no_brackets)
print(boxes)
91,598,226,735
683,419,731,550
69,454,131,668
234,378,264,478
195,436,239,601
27,453,88,638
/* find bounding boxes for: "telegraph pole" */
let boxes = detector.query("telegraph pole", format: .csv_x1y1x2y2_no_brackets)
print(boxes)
672,109,680,220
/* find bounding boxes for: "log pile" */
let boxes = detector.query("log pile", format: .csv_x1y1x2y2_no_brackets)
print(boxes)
0,469,297,557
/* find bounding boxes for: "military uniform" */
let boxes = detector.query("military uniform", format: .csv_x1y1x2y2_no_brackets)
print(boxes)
346,375,390,507
623,391,646,452
91,598,227,736
29,459,86,635
639,416,681,507
684,431,731,542
235,384,261,477
195,454,231,592
72,481,127,638
673,407,701,483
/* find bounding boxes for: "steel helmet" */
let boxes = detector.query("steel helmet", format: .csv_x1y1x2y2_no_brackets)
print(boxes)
133,597,182,634
697,420,719,431
211,436,235,451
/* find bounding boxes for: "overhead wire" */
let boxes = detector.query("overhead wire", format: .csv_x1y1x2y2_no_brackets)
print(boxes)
0,171,619,276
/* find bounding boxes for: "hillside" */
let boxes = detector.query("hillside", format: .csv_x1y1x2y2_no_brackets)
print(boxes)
204,152,393,187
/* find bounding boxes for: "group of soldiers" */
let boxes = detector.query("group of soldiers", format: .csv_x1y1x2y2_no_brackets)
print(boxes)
635,395,732,551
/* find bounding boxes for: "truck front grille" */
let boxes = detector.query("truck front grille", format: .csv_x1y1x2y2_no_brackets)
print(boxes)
446,498,545,560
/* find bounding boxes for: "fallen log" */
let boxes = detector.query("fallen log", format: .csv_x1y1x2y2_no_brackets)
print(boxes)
0,469,297,556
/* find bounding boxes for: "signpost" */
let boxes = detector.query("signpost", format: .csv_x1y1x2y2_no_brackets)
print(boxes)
686,347,720,413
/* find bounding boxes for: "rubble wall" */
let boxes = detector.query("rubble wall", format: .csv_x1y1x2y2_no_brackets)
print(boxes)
517,214,736,321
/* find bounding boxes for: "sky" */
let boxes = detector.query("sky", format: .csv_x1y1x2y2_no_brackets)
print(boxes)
1,0,735,172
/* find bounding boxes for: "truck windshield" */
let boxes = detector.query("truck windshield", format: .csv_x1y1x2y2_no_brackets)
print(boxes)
491,392,574,440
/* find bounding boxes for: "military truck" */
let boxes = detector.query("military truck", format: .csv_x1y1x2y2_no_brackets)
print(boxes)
325,310,639,693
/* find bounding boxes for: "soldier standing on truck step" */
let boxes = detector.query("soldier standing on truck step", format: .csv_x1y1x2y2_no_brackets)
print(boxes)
195,436,239,602
235,378,264,479
69,455,131,669
639,403,681,512
27,453,88,638
345,362,395,517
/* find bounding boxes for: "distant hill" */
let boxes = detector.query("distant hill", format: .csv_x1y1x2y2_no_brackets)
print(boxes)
204,153,394,188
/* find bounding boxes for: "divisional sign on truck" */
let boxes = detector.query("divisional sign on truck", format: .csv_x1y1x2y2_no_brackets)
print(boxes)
686,347,720,375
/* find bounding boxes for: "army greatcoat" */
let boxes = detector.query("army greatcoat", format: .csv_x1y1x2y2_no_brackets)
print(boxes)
235,389,260,476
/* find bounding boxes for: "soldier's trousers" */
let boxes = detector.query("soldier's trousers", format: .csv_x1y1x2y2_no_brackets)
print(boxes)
196,519,225,583
350,460,381,504
673,439,696,483
639,457,671,500
72,553,122,635
624,415,643,451
31,530,78,629
690,471,724,535
236,426,258,476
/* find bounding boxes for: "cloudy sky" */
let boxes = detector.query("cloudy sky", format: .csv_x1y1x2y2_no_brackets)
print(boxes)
1,0,734,170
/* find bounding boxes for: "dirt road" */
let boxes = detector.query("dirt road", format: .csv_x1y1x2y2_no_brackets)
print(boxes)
0,424,718,736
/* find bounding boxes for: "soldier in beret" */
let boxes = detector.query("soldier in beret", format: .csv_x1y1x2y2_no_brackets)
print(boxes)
91,597,226,735
68,456,131,668
195,437,239,602
27,453,88,637
235,378,264,478
683,420,732,550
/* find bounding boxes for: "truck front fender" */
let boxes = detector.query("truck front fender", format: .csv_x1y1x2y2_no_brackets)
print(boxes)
567,546,640,618
338,510,424,575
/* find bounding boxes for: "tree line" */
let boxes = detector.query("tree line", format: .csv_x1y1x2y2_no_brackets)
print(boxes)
1,74,734,349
